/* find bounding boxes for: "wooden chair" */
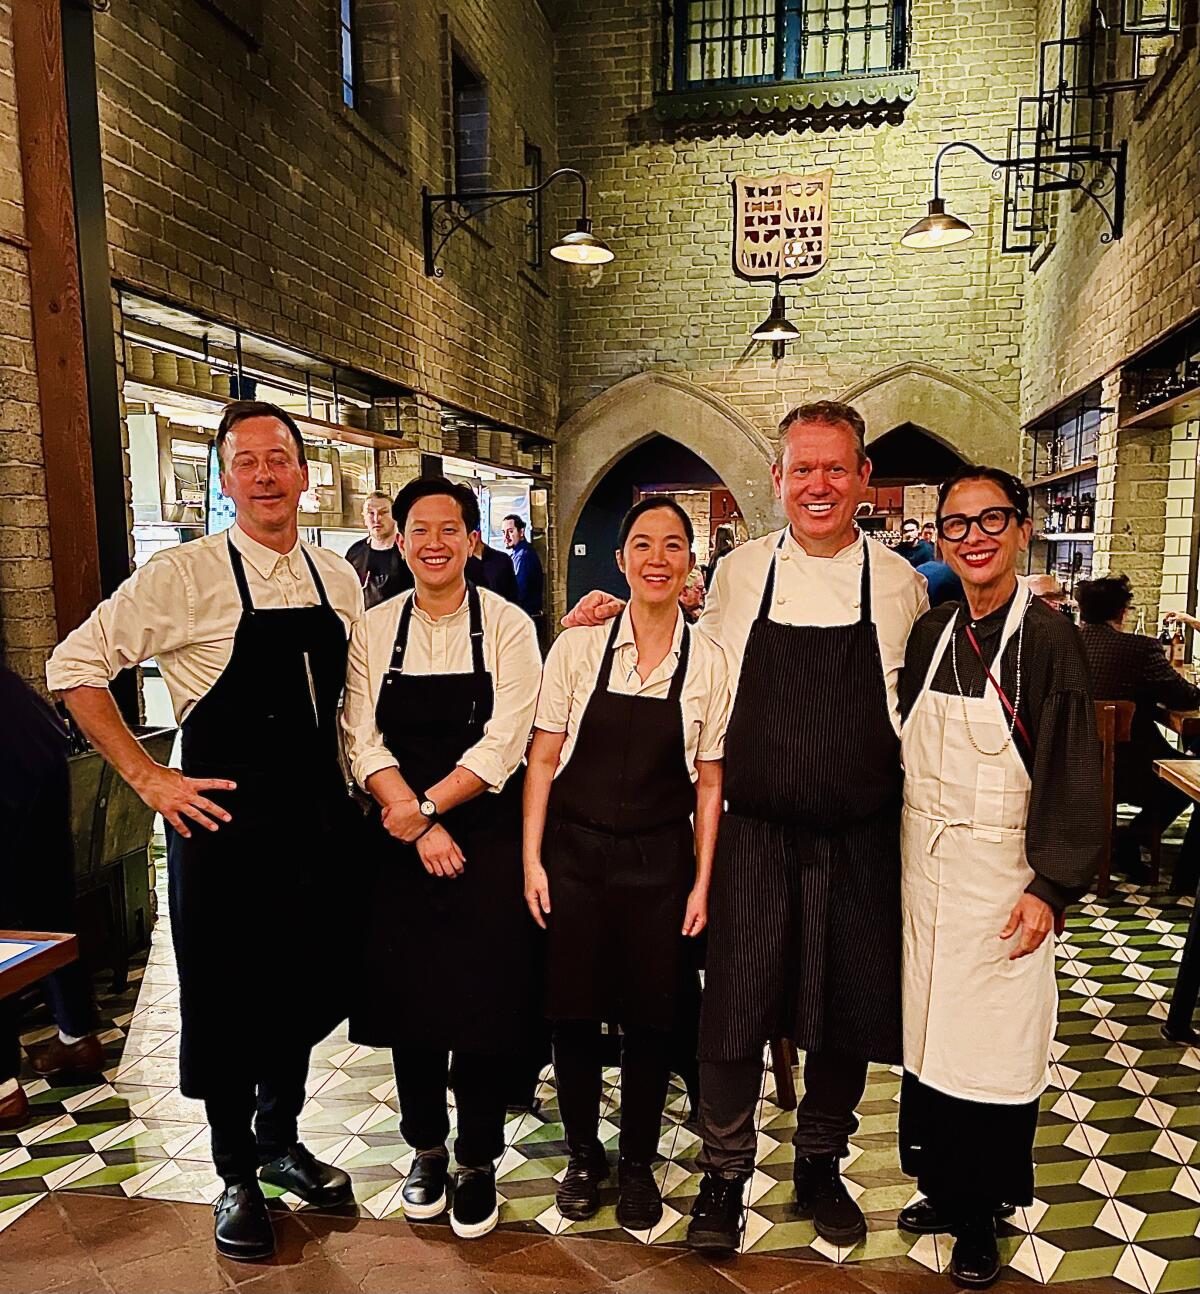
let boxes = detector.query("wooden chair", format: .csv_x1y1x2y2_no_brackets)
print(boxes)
1095,700,1136,897
770,1037,798,1110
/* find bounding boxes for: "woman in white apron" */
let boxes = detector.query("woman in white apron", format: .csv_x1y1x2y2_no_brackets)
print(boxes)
898,467,1102,1289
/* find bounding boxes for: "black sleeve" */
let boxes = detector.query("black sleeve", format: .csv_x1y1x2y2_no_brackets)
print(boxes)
493,553,520,604
1135,637,1200,711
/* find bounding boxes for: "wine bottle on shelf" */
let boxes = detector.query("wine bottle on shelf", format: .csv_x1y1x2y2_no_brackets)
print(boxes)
1160,619,1174,655
1171,623,1187,668
1066,497,1079,533
1080,493,1094,532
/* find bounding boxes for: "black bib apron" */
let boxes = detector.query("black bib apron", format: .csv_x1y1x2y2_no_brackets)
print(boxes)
349,584,535,1054
543,618,696,1031
167,539,356,1098
699,536,903,1064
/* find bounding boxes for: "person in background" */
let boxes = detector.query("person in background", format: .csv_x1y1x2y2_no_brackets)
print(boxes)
914,555,963,609
47,401,360,1260
1027,573,1068,613
343,478,542,1241
679,566,706,623
920,521,937,547
467,511,521,604
898,467,1101,1289
524,498,727,1231
0,666,103,1130
346,491,413,609
705,525,735,589
896,518,935,568
1077,575,1200,884
502,514,544,623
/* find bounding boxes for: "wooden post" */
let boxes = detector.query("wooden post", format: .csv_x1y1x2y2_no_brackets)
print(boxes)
11,0,102,639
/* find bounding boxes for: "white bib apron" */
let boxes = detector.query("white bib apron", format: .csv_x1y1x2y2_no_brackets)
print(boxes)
900,584,1056,1104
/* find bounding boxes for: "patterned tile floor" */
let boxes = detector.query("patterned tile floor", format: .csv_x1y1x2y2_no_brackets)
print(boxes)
2,860,1197,1293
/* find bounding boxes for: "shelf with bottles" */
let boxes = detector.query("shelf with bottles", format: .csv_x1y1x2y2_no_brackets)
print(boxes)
1156,617,1190,669
1025,384,1107,483
1032,466,1098,543
1120,317,1200,429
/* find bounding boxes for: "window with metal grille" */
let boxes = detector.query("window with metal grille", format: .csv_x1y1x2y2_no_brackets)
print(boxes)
674,0,909,89
339,0,355,107
452,53,490,202
524,137,544,269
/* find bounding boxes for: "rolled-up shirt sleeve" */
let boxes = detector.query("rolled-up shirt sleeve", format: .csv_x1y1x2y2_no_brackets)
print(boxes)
341,610,400,789
533,631,578,733
46,552,193,692
695,646,729,762
459,608,542,790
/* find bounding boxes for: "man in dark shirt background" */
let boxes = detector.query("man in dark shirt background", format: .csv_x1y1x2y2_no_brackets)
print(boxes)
465,496,520,603
502,514,544,622
896,518,934,568
345,492,412,609
1078,574,1200,886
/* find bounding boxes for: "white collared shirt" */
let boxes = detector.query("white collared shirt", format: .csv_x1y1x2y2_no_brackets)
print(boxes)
699,528,929,733
534,606,728,781
341,586,542,793
46,525,364,723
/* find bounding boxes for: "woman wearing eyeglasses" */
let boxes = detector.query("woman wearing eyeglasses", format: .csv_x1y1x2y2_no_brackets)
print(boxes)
897,466,1101,1289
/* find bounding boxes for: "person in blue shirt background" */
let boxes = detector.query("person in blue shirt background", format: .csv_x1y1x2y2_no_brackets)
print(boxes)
502,514,545,622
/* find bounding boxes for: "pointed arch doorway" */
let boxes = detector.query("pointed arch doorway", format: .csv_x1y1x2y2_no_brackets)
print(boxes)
859,422,968,540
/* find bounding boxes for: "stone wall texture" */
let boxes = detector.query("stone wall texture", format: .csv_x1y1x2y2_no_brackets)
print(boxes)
0,1,55,687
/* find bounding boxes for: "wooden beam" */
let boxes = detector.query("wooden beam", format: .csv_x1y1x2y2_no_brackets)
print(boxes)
11,0,102,639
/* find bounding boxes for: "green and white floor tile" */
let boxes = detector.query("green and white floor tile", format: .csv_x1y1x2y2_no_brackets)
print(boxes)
2,864,1197,1291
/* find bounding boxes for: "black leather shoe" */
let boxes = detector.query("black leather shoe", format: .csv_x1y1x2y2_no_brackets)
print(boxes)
556,1141,608,1220
686,1171,746,1254
951,1213,1001,1289
899,1196,1016,1235
451,1164,498,1239
213,1182,274,1262
259,1142,352,1206
401,1149,449,1220
615,1158,662,1231
793,1153,865,1245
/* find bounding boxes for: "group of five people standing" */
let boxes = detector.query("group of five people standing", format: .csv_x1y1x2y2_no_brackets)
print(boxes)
47,396,1100,1289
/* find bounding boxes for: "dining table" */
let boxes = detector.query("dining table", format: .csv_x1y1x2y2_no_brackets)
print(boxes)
1152,761,1200,1044
0,932,78,1001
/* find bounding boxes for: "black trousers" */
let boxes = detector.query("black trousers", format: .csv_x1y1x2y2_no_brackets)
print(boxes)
898,1070,1038,1213
204,1046,310,1186
553,1020,672,1163
696,1049,868,1177
393,1047,507,1169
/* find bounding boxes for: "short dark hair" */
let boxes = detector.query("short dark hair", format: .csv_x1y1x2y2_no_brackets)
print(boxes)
937,465,1029,522
503,514,527,534
215,400,307,467
1077,574,1134,625
617,497,695,550
902,518,919,529
776,400,868,467
392,476,480,531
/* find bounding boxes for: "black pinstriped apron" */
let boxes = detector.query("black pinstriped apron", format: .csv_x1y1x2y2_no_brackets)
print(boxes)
699,536,903,1065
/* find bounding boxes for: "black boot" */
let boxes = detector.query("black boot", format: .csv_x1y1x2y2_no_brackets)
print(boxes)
899,1196,1015,1235
793,1153,865,1245
213,1182,274,1261
615,1157,662,1231
259,1142,352,1207
686,1171,746,1254
451,1164,499,1239
555,1141,608,1221
951,1213,1001,1289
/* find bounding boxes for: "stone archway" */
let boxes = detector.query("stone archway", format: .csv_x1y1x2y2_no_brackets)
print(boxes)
555,372,776,587
839,363,1018,470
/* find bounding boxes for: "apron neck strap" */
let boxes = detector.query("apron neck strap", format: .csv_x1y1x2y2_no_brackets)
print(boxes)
597,610,691,700
389,583,484,676
226,536,330,613
755,530,871,623
668,623,691,702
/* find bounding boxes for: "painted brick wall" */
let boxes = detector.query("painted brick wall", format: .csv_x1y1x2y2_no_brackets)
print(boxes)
93,0,562,437
0,1,55,687
553,0,1038,440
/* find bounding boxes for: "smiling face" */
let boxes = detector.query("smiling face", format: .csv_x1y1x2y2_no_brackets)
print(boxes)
902,520,919,543
616,505,695,611
219,416,308,540
771,419,872,557
938,478,1032,597
399,494,476,596
364,495,396,544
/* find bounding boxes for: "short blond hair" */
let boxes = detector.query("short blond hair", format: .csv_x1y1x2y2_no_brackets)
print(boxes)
776,400,867,467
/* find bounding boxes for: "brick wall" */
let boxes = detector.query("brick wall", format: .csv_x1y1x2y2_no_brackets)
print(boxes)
553,0,1038,449
94,0,561,437
0,1,55,687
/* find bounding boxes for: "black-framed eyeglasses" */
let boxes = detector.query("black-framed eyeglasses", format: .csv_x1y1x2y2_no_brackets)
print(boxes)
937,507,1022,543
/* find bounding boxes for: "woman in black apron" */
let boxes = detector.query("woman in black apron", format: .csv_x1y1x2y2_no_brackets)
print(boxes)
523,498,727,1231
342,478,542,1242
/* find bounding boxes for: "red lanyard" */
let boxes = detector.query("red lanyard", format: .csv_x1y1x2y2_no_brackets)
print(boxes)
962,621,1033,754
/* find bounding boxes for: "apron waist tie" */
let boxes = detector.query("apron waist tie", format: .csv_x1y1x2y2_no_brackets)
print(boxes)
925,817,971,854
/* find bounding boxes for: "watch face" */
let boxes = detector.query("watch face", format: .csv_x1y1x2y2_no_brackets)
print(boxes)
420,800,437,817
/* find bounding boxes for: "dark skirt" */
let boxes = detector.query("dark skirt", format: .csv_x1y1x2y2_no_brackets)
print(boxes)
898,1069,1039,1212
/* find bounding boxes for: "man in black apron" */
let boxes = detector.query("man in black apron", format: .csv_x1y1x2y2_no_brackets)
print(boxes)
49,402,362,1261
562,401,928,1255
341,477,542,1241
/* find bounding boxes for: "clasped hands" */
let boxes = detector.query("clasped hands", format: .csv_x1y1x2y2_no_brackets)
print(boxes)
381,796,465,878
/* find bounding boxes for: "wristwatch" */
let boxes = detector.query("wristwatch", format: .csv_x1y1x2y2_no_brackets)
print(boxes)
419,797,438,820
